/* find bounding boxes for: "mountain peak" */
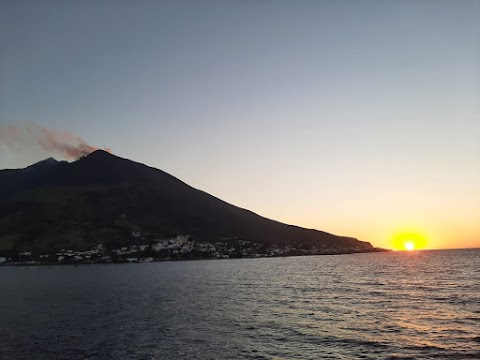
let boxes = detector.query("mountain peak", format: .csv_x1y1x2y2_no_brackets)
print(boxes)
77,149,116,164
26,157,59,169
85,149,114,159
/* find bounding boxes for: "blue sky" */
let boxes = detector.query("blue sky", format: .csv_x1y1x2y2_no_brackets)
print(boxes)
1,0,479,249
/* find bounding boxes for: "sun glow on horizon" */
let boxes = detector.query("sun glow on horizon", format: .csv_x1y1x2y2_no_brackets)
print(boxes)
404,241,415,251
391,230,428,251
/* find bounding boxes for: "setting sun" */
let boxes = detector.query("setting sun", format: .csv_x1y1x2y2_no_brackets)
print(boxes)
391,230,428,251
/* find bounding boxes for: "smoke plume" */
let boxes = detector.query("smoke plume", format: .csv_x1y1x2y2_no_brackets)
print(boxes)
0,123,112,160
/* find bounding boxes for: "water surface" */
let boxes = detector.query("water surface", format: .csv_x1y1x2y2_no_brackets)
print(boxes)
1,249,479,359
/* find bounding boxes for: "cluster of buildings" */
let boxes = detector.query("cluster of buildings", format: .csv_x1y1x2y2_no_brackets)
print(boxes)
0,234,369,266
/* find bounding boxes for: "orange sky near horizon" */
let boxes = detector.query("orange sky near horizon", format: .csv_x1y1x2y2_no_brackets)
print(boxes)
197,178,480,252
284,215,480,251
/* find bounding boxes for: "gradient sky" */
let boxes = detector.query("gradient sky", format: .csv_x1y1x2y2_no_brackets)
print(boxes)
1,0,479,250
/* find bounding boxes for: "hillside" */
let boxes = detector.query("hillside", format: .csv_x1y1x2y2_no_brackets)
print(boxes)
0,151,374,257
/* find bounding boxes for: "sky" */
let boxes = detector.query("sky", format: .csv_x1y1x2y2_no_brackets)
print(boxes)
1,0,479,250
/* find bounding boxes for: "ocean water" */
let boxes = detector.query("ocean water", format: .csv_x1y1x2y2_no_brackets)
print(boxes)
0,249,479,360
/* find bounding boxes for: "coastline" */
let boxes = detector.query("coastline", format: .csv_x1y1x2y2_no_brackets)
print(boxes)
0,247,389,267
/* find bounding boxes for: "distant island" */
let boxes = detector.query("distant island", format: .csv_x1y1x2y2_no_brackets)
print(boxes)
0,150,384,265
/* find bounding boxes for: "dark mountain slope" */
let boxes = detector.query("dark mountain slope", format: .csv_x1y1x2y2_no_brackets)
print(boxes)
0,151,373,253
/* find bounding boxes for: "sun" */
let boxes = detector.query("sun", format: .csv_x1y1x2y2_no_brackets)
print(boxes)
391,230,427,251
404,241,415,251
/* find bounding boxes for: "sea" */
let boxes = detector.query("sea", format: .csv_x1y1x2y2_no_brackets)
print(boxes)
0,249,479,360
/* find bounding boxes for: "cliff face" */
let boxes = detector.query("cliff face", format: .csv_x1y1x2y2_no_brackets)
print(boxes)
0,150,373,253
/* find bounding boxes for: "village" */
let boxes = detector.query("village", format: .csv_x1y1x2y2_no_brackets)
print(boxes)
0,233,369,266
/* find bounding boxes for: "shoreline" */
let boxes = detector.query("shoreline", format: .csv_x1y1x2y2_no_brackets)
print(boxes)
0,248,390,267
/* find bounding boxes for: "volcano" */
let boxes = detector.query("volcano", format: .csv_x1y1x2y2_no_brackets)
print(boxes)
0,150,374,254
